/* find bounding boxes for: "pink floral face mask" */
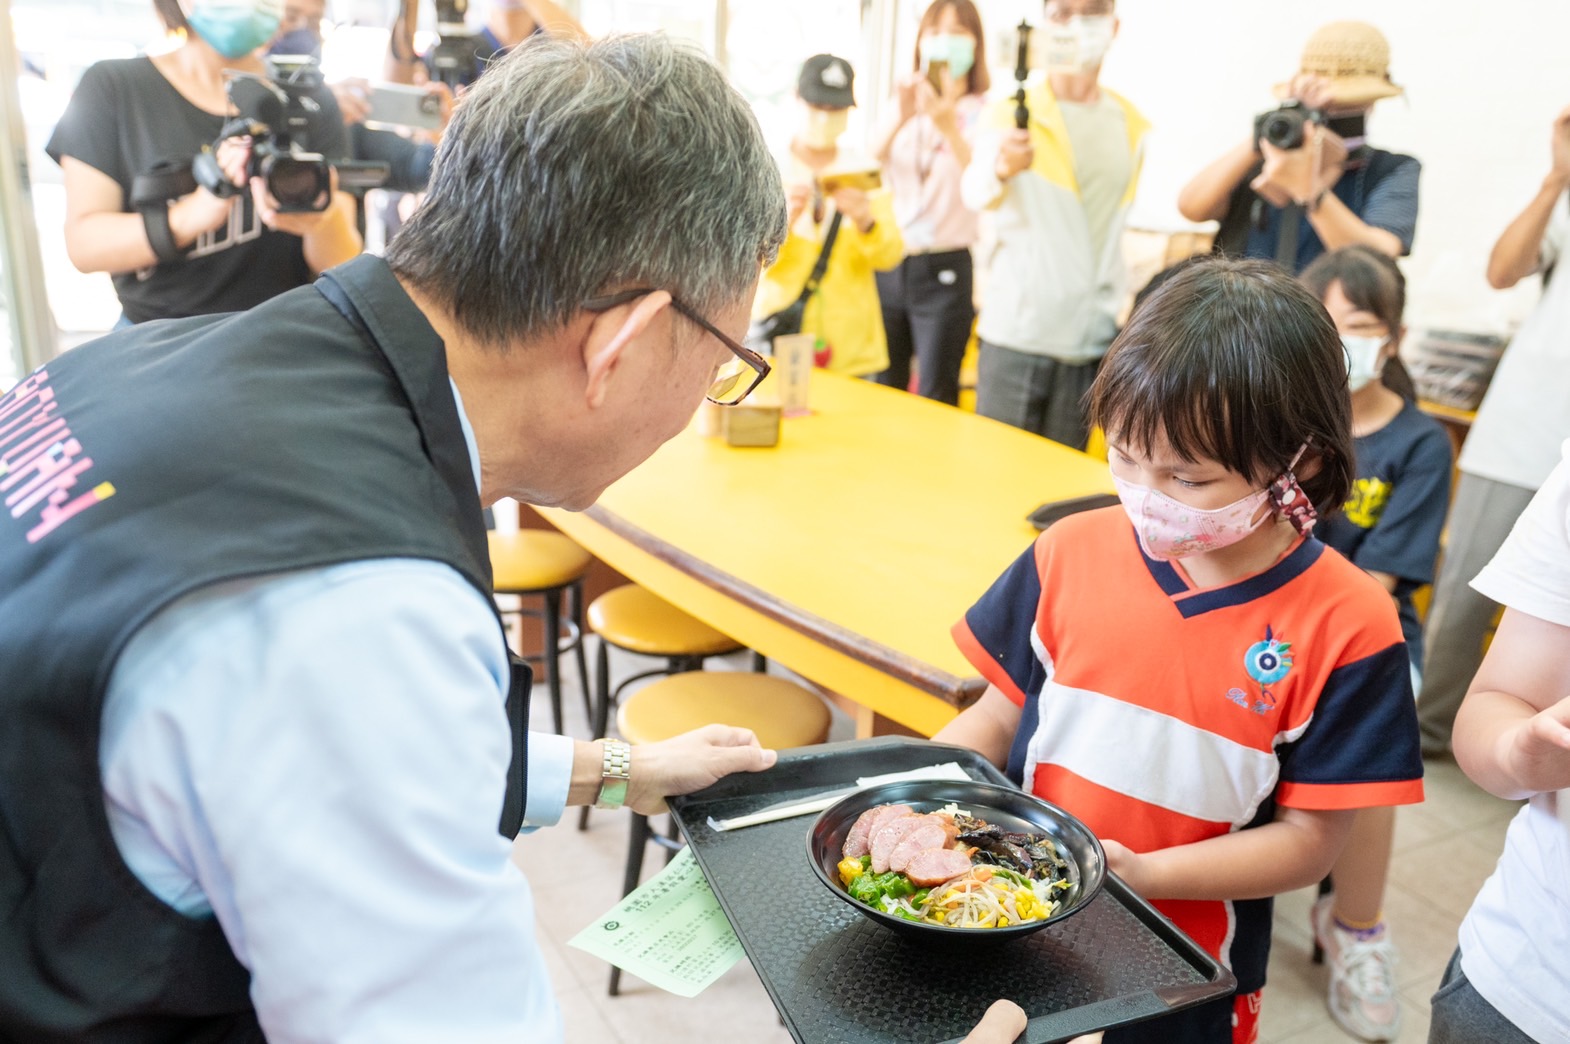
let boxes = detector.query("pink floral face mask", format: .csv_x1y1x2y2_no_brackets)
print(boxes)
1113,444,1316,561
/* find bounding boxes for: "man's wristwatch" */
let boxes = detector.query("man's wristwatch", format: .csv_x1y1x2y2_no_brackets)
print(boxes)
594,739,632,810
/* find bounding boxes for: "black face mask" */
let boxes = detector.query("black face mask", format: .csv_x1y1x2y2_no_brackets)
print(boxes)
268,27,322,59
1324,113,1367,141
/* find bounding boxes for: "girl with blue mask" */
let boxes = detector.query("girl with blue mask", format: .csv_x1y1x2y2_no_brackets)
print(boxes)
1299,245,1452,1043
43,0,361,327
868,0,989,405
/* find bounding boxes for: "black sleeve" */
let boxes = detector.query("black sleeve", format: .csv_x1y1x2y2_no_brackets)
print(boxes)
349,125,433,194
45,61,130,188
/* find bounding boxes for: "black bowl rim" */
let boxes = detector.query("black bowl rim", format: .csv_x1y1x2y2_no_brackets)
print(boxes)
806,778,1107,939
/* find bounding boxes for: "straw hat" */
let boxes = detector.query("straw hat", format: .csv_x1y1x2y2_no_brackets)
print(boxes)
1273,21,1403,108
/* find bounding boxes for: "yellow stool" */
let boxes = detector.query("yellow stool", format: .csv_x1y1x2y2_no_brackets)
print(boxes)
488,530,594,736
583,584,751,742
608,671,831,995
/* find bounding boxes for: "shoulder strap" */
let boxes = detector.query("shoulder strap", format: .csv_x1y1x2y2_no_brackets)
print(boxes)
794,210,844,306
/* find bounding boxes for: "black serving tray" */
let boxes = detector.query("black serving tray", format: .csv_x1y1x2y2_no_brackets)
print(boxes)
668,737,1236,1044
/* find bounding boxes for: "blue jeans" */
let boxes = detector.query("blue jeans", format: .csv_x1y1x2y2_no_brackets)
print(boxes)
1428,947,1538,1043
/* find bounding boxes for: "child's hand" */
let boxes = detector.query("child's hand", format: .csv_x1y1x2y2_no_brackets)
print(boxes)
1501,692,1570,794
1101,838,1150,894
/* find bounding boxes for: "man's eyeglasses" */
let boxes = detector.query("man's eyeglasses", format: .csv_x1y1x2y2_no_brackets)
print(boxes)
581,288,771,406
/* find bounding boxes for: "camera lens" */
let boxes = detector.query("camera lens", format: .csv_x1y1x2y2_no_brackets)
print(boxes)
266,156,329,209
1261,109,1306,150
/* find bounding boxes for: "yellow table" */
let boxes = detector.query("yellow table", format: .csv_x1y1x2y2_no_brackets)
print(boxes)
539,371,1114,737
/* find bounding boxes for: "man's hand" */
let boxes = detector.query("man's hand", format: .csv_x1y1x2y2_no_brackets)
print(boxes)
331,78,373,126
831,187,875,233
960,1000,1028,1043
1550,105,1570,181
995,129,1033,181
1251,126,1347,208
625,724,777,816
1499,693,1570,795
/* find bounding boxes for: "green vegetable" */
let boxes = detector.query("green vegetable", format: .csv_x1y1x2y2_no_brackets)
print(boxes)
873,872,914,900
848,873,883,905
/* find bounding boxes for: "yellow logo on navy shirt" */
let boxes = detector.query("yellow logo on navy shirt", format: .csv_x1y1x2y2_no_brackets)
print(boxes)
1342,477,1392,530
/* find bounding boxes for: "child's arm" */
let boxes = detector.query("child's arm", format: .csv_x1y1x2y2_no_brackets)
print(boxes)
1107,806,1356,901
932,686,1021,769
1453,608,1570,801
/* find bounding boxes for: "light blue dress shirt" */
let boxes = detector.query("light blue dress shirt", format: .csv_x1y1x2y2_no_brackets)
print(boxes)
99,383,572,1042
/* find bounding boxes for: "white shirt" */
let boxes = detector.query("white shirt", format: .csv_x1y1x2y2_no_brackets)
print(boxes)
1459,210,1570,490
1458,438,1570,1042
99,382,572,1043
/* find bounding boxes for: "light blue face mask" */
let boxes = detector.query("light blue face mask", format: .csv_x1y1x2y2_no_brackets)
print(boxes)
186,0,284,60
919,34,975,80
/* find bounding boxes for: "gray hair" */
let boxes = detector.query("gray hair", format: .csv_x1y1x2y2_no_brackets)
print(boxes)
385,33,786,349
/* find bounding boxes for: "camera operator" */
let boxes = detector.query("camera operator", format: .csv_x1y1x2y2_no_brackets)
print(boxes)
383,0,586,90
1178,21,1418,274
46,0,361,325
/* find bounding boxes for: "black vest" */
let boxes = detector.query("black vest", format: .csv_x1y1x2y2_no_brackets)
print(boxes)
0,256,528,1042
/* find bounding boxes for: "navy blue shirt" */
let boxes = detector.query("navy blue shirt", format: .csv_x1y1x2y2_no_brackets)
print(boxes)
1321,399,1453,669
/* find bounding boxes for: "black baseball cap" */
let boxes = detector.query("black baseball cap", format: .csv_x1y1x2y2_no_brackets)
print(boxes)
798,54,856,109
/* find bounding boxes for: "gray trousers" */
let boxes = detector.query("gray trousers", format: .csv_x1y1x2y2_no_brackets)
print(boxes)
975,340,1100,450
1416,471,1538,754
1428,948,1539,1043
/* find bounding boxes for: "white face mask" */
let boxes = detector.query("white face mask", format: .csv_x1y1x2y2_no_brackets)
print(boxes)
1343,334,1388,392
801,107,848,150
1043,15,1115,74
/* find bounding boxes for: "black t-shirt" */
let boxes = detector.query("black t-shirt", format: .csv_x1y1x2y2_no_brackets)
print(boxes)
1321,399,1453,668
46,57,349,324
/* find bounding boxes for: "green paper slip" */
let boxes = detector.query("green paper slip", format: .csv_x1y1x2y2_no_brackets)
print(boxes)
567,847,744,997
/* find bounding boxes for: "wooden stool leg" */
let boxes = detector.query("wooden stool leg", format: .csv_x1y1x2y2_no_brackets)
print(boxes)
609,812,652,997
543,589,564,736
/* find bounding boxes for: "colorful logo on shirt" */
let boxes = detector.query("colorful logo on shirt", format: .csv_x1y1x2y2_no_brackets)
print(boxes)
1225,626,1293,715
1341,477,1392,530
1244,627,1293,685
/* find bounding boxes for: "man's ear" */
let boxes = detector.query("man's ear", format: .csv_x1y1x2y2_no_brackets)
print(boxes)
580,291,673,410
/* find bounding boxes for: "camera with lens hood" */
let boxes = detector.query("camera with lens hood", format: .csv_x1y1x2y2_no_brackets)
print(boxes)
192,56,334,213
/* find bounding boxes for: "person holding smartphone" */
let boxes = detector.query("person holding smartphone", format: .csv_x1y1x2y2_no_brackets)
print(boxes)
869,0,988,405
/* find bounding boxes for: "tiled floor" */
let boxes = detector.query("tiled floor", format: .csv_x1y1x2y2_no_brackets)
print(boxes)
511,637,1520,1043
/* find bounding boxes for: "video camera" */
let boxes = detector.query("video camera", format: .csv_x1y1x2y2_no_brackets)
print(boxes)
1253,100,1322,152
193,56,334,213
428,0,484,89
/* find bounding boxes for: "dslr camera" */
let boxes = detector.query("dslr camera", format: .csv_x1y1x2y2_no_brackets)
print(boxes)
193,56,333,213
1253,100,1324,151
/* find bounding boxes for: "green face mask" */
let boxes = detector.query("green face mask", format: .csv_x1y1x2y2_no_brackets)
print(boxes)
919,34,975,80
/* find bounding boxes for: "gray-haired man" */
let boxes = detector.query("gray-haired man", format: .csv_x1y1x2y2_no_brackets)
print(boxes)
0,33,784,1041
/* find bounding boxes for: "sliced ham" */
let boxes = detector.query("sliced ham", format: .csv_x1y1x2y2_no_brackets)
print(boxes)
842,805,891,859
904,847,974,887
888,820,953,873
870,814,930,873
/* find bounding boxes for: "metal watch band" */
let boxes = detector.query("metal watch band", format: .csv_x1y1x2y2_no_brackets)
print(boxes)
594,739,631,810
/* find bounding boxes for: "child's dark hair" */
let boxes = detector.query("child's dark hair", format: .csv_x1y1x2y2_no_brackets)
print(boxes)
1089,256,1353,518
1298,245,1418,401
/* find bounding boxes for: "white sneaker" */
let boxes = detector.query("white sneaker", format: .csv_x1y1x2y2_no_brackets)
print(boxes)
1312,895,1401,1042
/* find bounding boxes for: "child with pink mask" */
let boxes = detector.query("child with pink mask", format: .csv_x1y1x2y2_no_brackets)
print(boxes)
933,257,1424,1044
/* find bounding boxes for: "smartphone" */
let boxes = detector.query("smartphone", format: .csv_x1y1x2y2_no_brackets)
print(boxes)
925,57,949,92
365,83,444,131
1026,492,1121,531
819,168,882,194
